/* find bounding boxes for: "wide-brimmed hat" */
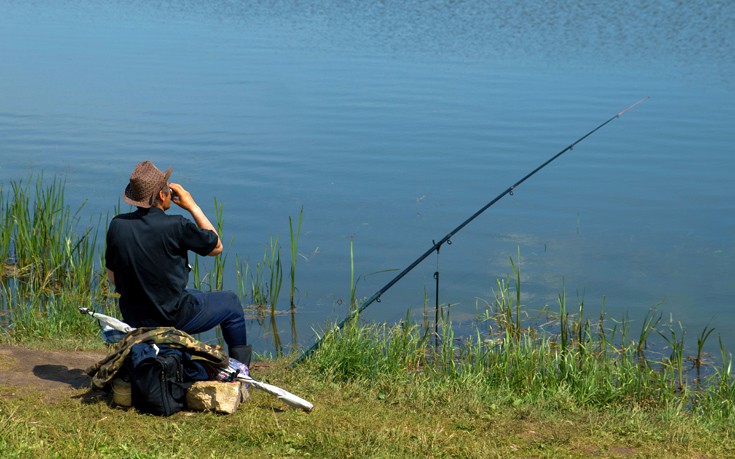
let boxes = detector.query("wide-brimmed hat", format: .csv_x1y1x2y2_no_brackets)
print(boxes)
123,160,173,208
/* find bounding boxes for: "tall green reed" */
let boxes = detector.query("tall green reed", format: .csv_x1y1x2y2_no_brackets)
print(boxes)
0,186,12,277
288,206,303,311
267,236,283,314
1,176,102,341
636,307,662,366
694,322,715,382
349,239,357,310
246,239,285,312
191,198,228,292
3,177,98,294
659,318,687,392
235,254,249,304
212,197,228,291
692,335,735,422
191,256,202,290
488,253,526,341
249,251,267,307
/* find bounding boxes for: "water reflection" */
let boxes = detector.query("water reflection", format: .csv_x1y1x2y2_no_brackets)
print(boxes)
250,307,300,358
99,0,735,85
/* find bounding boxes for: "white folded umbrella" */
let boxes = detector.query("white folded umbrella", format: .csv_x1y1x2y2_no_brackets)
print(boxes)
79,307,135,333
233,371,313,412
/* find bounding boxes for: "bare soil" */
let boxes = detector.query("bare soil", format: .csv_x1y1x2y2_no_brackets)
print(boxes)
0,346,269,401
0,346,107,400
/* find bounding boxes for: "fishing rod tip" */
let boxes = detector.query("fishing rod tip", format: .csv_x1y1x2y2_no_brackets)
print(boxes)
617,97,651,117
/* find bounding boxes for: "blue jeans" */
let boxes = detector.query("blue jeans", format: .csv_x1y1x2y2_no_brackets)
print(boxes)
176,290,248,350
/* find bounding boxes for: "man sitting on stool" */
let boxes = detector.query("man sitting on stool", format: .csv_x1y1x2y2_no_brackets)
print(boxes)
105,160,251,366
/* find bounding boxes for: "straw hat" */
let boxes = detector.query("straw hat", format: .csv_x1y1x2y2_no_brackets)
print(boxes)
123,160,173,208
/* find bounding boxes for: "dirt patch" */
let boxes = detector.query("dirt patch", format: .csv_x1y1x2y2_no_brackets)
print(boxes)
606,446,638,457
0,346,269,401
0,346,107,399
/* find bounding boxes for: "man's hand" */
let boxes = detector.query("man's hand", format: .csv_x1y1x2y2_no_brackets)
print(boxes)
169,182,197,212
168,182,223,256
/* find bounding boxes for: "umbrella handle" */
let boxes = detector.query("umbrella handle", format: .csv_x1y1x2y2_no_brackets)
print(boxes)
237,374,314,412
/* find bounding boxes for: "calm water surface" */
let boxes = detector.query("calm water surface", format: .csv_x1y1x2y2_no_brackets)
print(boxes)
1,1,734,357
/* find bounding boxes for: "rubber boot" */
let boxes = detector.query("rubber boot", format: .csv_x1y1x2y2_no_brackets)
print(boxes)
229,345,252,403
229,344,252,368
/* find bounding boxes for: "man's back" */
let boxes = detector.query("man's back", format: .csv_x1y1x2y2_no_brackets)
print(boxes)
106,207,217,327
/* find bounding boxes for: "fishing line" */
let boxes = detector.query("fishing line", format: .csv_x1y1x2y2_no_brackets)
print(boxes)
291,97,650,366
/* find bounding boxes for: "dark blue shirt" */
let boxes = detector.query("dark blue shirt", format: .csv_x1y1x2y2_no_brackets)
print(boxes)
105,207,218,327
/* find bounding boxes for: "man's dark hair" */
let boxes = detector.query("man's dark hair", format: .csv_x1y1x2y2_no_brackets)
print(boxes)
152,184,171,207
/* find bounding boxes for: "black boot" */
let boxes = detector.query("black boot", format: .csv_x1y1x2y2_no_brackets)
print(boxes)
229,345,252,367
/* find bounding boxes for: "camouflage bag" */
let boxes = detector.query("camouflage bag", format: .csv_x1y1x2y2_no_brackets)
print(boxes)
86,327,229,390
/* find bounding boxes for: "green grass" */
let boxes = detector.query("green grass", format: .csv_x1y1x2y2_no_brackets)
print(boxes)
1,336,734,458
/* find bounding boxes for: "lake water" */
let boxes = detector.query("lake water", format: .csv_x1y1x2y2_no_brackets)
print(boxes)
1,1,734,359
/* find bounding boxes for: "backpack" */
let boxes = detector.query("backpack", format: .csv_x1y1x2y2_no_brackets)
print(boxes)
126,344,193,416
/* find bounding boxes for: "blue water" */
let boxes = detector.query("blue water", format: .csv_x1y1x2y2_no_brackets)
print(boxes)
1,1,734,358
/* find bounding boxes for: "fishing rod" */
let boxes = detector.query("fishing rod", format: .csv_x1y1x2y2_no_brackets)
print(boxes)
291,97,650,366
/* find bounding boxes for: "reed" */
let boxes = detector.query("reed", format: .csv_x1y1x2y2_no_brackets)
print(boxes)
694,322,715,382
266,236,283,314
659,318,687,392
690,335,735,422
189,199,228,292
487,255,527,341
211,197,228,291
235,254,249,304
5,177,95,290
249,251,267,307
191,255,202,290
636,307,662,366
435,302,456,373
1,176,103,343
349,239,357,310
0,186,12,277
288,206,303,311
